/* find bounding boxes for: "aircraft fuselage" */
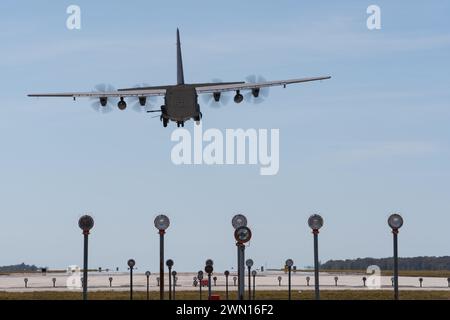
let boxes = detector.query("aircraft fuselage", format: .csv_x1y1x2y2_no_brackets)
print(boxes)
162,85,201,126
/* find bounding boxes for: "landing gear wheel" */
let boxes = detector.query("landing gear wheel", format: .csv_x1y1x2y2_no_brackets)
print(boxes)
163,118,168,128
194,113,202,125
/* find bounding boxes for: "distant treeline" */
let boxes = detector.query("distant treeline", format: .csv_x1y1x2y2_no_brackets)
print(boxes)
321,256,450,271
0,263,40,273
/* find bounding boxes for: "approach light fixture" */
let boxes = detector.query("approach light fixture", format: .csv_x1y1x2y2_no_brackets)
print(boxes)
232,214,248,229
154,214,170,231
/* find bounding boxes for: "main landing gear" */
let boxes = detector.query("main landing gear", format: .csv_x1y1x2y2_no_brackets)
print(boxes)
160,116,169,128
194,112,203,126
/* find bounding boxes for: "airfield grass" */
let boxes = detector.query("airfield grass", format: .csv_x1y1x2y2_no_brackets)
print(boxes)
0,290,448,300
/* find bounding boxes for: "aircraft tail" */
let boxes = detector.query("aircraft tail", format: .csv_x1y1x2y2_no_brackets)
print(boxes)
177,28,185,85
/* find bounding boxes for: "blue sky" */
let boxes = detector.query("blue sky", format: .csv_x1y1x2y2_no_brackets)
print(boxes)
0,1,449,272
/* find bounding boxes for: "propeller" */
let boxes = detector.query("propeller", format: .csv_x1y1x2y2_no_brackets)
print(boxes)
90,84,118,114
244,75,269,104
201,79,232,108
128,83,159,112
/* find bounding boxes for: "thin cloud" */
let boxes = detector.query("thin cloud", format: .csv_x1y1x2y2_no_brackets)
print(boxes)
4,17,450,67
334,141,443,164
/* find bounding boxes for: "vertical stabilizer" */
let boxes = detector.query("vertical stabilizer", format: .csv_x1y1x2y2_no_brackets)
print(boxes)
177,28,185,85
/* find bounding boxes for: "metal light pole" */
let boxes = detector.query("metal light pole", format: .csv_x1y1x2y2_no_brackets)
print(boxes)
127,259,135,300
145,271,151,300
154,214,170,300
166,259,174,300
224,271,230,300
237,244,244,300
198,271,204,300
308,214,323,300
286,259,294,300
246,259,254,300
388,213,403,300
78,215,94,301
205,260,214,300
234,226,252,300
252,270,257,300
232,214,248,301
172,271,177,300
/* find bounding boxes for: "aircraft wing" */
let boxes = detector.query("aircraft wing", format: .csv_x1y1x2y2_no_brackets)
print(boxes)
195,76,331,94
28,88,166,98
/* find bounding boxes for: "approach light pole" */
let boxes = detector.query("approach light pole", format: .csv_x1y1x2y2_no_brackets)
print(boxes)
252,270,257,300
308,214,323,300
232,214,251,301
145,271,151,300
224,271,230,300
166,259,174,300
127,259,135,300
234,226,252,300
246,259,254,300
205,259,214,300
154,214,170,300
388,213,403,300
198,271,204,300
78,215,94,301
286,259,294,300
172,271,177,300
